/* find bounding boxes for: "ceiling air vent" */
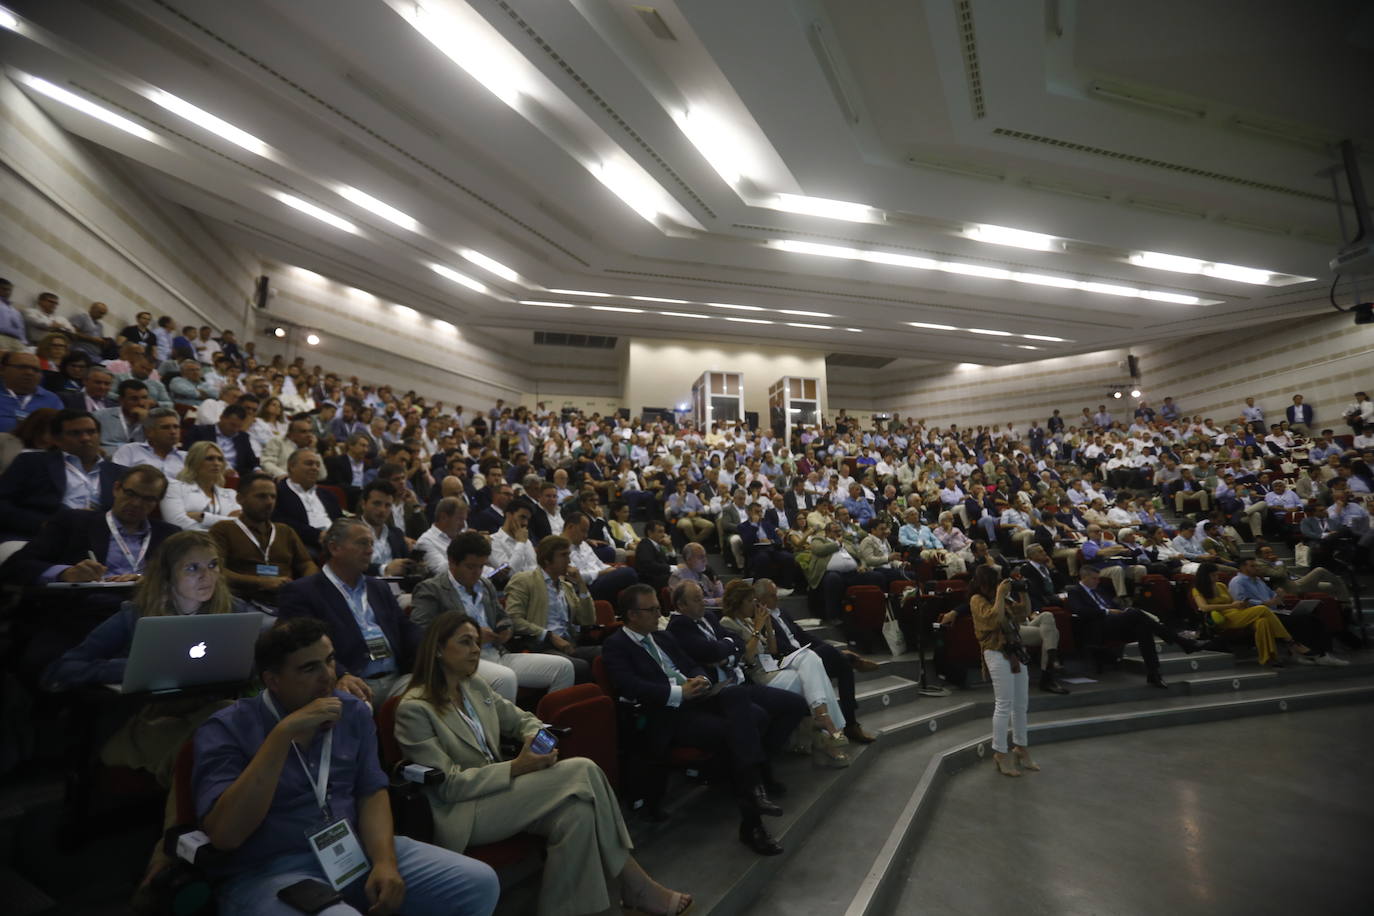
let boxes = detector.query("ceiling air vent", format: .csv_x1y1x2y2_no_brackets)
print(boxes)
533,331,618,350
827,353,895,370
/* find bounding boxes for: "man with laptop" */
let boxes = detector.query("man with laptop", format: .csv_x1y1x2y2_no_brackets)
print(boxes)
1228,558,1347,666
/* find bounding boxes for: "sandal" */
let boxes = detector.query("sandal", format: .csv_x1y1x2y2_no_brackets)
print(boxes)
994,752,1021,777
812,729,851,768
623,888,693,916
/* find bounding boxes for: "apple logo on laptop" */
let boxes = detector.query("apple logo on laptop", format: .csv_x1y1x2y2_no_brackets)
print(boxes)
189,641,207,660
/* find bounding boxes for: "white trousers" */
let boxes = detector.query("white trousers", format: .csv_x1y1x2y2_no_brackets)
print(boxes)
984,649,1029,753
477,652,576,701
766,649,845,730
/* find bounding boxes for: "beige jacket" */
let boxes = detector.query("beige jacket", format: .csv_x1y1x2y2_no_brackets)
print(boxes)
503,567,596,640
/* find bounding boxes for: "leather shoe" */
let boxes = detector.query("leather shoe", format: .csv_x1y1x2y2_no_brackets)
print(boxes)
739,822,784,856
843,723,877,744
1177,637,1201,654
1146,672,1169,689
762,776,788,798
748,785,783,817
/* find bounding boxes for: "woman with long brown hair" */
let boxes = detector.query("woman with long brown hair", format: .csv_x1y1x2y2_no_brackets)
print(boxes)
1191,562,1315,667
970,564,1038,776
395,611,691,916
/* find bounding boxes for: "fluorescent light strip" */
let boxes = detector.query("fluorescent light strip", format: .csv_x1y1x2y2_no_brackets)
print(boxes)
724,316,773,324
591,161,662,223
548,289,613,298
1205,263,1271,284
786,322,833,329
965,224,1057,251
908,322,957,331
678,106,748,186
778,309,834,317
1017,345,1040,350
659,311,710,319
845,328,863,333
145,89,269,157
400,1,527,107
706,302,765,312
18,74,158,143
0,7,18,30
273,193,358,234
967,328,1013,336
460,249,520,283
589,305,643,313
337,185,418,231
1022,334,1066,342
630,296,690,304
1130,251,1284,285
519,300,576,308
774,193,879,223
430,263,487,293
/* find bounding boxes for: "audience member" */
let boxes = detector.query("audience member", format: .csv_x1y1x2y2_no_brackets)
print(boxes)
0,408,123,537
273,447,341,551
112,406,185,477
0,351,63,432
1190,563,1316,667
187,403,258,477
503,535,599,683
210,472,317,606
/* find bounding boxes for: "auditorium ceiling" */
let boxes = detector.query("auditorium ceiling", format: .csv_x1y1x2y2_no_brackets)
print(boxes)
2,0,1371,367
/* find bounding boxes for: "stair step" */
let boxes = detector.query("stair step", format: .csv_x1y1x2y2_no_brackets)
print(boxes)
1121,650,1235,675
854,674,923,714
1181,671,1280,695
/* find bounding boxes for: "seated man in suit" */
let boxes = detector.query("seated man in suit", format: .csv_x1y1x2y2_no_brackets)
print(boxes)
468,482,512,533
1022,544,1066,612
752,578,877,743
6,464,176,674
0,408,124,538
1065,567,1199,689
563,509,639,603
58,365,116,414
186,403,258,478
409,530,575,701
211,472,317,608
259,414,323,481
603,584,808,856
192,616,499,916
277,517,419,704
94,378,148,452
324,433,376,511
526,480,565,543
503,535,599,683
633,520,675,591
357,479,414,578
273,447,341,551
375,460,428,539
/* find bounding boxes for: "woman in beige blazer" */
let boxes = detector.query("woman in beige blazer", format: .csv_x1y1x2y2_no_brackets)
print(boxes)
395,610,691,916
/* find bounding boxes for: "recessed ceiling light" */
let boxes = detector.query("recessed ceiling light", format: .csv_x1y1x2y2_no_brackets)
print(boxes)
706,302,765,311
774,193,880,223
678,106,751,185
591,161,663,223
1204,263,1271,284
1022,334,1066,342
1010,272,1080,289
459,249,520,283
965,224,1057,251
0,8,18,30
786,322,833,329
273,192,358,234
724,316,773,324
940,263,1013,280
1130,251,1204,273
305,333,321,346
1139,290,1201,304
659,311,710,319
1017,345,1040,350
336,185,418,231
399,1,528,107
908,322,957,331
18,73,159,143
1078,281,1141,297
777,309,834,317
956,362,982,369
967,328,1013,336
548,289,612,297
844,327,863,333
519,299,576,308
146,88,270,157
393,305,418,319
589,305,643,313
630,296,691,304
430,263,487,293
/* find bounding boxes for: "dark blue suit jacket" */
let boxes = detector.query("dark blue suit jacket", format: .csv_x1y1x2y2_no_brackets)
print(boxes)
272,480,342,551
1286,404,1315,426
365,523,411,576
277,571,421,680
0,450,125,537
664,611,741,679
601,627,708,755
469,505,505,534
3,508,177,585
186,424,257,477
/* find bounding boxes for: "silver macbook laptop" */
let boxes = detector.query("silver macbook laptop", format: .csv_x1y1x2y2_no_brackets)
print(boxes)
117,612,267,694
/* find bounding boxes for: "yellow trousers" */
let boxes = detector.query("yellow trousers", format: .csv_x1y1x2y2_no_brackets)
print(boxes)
1215,605,1292,665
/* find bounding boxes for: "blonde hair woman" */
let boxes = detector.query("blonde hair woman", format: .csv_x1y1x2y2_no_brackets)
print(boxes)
162,440,240,529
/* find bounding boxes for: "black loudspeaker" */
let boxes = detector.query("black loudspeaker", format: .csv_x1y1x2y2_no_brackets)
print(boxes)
1127,355,1140,379
253,275,270,309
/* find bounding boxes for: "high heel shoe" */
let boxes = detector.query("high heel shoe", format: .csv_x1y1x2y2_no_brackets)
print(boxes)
994,752,1021,777
812,729,851,768
1012,747,1040,772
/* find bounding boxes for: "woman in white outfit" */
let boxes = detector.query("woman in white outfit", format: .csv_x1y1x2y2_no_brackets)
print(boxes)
161,441,240,530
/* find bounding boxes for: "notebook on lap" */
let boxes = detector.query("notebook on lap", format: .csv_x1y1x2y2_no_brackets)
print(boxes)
116,612,266,694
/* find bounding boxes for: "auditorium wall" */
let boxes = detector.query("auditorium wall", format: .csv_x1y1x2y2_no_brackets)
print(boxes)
0,75,252,337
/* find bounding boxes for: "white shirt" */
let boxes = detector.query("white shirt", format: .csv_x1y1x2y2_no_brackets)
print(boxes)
538,507,565,537
111,442,186,478
195,399,227,426
286,479,331,530
415,525,453,578
490,527,537,574
161,479,239,530
569,540,608,580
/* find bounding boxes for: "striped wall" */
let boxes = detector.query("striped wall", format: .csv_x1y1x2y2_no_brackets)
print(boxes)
0,75,254,336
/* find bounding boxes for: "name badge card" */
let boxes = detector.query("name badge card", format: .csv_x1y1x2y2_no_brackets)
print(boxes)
307,818,370,891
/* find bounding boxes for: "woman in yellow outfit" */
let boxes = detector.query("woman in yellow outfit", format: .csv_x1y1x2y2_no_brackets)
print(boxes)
1191,563,1316,666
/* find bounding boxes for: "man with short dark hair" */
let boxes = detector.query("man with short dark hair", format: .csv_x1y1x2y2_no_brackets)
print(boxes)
0,277,27,350
187,404,258,477
564,510,640,602
1066,567,1199,688
112,407,185,477
94,378,148,450
68,301,109,361
59,364,116,413
261,415,323,481
274,448,342,551
527,481,564,542
504,535,599,682
0,409,124,537
325,433,376,508
633,519,675,591
193,617,499,916
0,350,63,432
489,500,536,575
358,479,413,578
212,472,318,605
414,495,467,579
469,483,512,533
